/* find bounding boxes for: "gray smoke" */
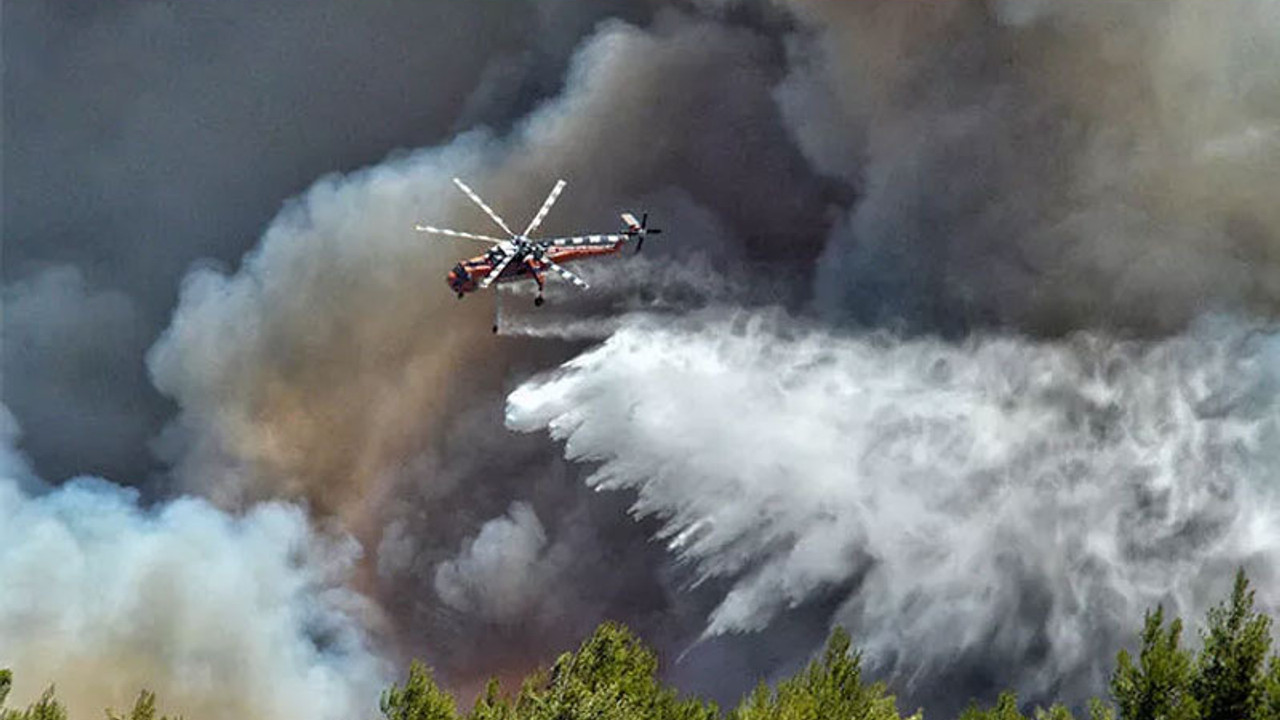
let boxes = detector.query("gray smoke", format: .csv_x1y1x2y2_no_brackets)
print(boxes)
508,310,1280,712
775,0,1280,334
1,0,658,483
0,409,389,720
144,7,829,692
435,503,560,624
1,268,153,484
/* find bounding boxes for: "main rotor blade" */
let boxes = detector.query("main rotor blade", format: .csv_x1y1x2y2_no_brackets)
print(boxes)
414,225,505,245
541,256,591,290
542,233,630,247
481,249,518,289
523,179,567,238
453,178,516,238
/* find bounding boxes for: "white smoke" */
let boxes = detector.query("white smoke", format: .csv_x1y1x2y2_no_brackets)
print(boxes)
435,502,565,624
508,309,1280,705
0,411,390,720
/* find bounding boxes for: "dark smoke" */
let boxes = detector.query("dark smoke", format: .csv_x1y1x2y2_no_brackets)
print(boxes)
1,0,654,483
778,0,1280,334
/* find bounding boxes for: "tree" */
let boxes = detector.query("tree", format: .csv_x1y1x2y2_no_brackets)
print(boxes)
105,690,181,720
0,671,66,720
1034,704,1078,720
1111,605,1198,720
1089,698,1118,720
514,622,717,720
730,626,916,720
1259,657,1280,720
471,678,515,720
1192,569,1272,720
381,661,459,720
3,687,66,720
3,671,178,720
958,692,1027,720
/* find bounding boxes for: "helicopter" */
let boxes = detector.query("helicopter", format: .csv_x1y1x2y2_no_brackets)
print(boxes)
415,178,660,332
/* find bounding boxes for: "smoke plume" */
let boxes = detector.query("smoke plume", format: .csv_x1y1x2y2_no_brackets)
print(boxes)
0,411,388,720
144,7,829,689
775,0,1280,334
1,0,657,484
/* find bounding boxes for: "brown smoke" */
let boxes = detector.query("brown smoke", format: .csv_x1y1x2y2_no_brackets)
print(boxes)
146,9,830,686
778,0,1280,333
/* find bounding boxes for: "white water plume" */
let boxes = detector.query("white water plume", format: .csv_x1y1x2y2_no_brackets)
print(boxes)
507,309,1280,705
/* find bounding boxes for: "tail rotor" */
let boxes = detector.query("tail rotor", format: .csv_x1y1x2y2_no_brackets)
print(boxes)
621,212,662,253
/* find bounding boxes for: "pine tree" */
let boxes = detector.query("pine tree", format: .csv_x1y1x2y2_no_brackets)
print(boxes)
105,690,181,720
1089,698,1118,720
1259,657,1280,720
1034,704,1078,720
0,671,65,720
1192,569,1272,720
1111,605,1198,720
471,678,515,720
381,661,459,720
514,622,717,720
729,626,916,720
6,687,66,720
958,692,1027,720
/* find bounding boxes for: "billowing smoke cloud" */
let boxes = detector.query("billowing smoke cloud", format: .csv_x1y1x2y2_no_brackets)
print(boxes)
435,503,561,624
1,0,658,484
2,267,154,483
145,7,831,688
0,411,388,720
508,310,1280,711
775,0,1280,334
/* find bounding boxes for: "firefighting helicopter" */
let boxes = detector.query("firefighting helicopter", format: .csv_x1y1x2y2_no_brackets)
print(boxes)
415,178,661,332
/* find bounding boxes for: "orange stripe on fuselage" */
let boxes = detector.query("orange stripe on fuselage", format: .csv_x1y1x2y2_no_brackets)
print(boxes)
452,242,623,294
543,243,624,264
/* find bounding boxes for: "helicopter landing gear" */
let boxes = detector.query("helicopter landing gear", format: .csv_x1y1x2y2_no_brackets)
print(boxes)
493,286,503,335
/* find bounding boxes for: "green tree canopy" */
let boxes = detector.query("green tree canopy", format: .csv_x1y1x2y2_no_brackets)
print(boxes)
105,690,181,720
1111,605,1198,720
0,671,66,720
513,621,716,720
731,626,917,720
381,661,460,720
1192,569,1273,720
